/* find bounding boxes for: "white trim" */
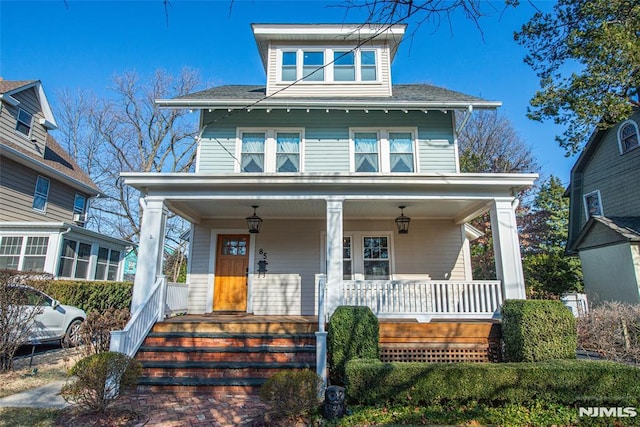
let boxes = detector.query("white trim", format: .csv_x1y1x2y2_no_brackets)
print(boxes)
16,108,33,138
583,190,604,220
208,229,256,314
617,119,640,155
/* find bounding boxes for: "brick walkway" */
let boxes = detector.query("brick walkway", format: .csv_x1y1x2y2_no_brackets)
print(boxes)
113,392,270,426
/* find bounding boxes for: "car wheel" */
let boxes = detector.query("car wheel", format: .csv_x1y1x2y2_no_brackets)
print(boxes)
63,319,83,347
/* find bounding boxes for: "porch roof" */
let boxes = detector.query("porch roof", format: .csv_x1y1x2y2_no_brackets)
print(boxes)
122,172,537,224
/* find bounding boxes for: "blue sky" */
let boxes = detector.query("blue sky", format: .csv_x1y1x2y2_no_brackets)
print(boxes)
0,0,576,184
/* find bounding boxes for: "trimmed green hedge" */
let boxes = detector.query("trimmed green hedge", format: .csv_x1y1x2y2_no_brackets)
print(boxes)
345,359,640,407
327,306,379,385
34,280,132,312
502,299,576,362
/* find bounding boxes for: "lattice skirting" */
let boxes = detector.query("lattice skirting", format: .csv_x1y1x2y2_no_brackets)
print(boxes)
380,342,502,363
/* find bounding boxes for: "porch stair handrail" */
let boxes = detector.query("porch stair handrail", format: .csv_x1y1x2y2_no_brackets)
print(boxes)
110,275,167,358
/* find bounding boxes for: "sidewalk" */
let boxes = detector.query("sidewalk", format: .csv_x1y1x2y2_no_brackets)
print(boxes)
0,381,269,426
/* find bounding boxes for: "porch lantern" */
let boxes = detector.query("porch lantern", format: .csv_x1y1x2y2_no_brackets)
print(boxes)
395,206,411,234
246,205,263,233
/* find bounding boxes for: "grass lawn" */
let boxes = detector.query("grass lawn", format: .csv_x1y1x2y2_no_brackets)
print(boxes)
0,408,60,427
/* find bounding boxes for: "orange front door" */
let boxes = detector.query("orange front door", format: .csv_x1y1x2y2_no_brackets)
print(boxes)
213,235,249,311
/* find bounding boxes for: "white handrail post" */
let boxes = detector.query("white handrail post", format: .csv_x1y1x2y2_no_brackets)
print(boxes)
157,275,167,322
109,330,126,353
315,274,328,396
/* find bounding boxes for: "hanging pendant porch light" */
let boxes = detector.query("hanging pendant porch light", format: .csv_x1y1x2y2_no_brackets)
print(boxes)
395,205,410,234
246,205,263,233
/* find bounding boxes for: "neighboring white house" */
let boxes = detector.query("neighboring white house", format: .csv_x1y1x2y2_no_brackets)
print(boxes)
121,23,537,321
0,79,131,281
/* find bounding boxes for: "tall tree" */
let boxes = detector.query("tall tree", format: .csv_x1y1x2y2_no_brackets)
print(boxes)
515,0,640,154
56,69,202,245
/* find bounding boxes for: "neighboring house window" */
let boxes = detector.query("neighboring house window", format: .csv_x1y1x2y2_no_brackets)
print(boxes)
363,236,390,279
0,236,49,272
22,237,49,272
16,109,33,136
618,120,639,154
95,247,120,281
303,51,324,81
238,129,303,173
389,132,415,172
241,132,265,172
354,132,379,172
32,176,50,212
73,193,86,214
583,190,603,219
343,236,352,280
58,239,92,279
0,236,23,269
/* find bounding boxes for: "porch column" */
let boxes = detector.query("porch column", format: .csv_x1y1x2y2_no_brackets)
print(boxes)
490,197,526,300
131,197,168,313
325,197,344,316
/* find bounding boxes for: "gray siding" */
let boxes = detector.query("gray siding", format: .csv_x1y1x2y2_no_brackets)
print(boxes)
0,87,47,156
197,109,456,174
0,156,85,223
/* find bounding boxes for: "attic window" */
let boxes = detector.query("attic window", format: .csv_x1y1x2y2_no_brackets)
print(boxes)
16,109,33,136
618,120,639,154
583,190,603,219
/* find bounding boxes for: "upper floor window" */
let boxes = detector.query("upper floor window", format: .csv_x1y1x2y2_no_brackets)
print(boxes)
618,120,639,154
279,48,378,83
73,193,87,214
238,129,303,173
32,176,50,212
351,128,417,173
16,109,33,136
583,190,603,219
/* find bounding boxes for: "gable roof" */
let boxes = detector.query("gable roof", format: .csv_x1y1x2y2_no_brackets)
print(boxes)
0,78,57,129
569,215,640,252
0,134,101,195
158,84,500,110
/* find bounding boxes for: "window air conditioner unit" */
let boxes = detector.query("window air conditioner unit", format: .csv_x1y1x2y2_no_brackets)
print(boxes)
73,213,86,224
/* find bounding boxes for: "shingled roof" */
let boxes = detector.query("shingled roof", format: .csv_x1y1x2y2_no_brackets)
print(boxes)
0,78,37,94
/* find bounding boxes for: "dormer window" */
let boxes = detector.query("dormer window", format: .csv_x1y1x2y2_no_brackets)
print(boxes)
16,108,33,136
618,120,639,154
278,48,378,83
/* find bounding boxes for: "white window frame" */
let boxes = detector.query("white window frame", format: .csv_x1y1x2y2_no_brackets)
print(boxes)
235,128,305,173
350,127,418,173
73,193,87,214
583,190,603,219
617,119,640,154
32,176,50,213
58,239,93,280
16,108,33,137
0,236,50,272
276,47,381,84
95,247,121,281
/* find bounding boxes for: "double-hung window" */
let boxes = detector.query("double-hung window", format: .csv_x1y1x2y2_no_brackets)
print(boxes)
239,129,303,173
32,176,50,212
389,132,415,172
73,193,86,214
0,236,23,270
241,132,266,172
22,237,49,272
334,51,355,81
360,50,377,81
16,109,33,136
363,236,390,279
354,132,379,172
618,120,639,154
303,51,324,81
58,239,92,279
336,233,392,280
95,247,120,281
281,51,297,81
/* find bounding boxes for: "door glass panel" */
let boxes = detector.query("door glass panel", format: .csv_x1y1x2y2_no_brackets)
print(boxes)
222,238,247,256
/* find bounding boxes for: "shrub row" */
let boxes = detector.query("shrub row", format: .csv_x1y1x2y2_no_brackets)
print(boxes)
345,359,640,407
34,280,133,312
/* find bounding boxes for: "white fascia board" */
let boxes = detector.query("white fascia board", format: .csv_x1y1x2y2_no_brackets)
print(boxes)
0,93,20,107
251,23,406,39
156,98,502,110
0,143,100,196
121,172,538,191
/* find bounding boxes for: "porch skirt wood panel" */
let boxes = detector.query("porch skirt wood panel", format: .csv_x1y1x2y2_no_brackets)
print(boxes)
380,343,500,363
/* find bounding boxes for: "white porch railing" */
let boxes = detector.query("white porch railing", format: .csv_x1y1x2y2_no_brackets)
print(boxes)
341,280,503,320
165,282,188,316
110,275,167,358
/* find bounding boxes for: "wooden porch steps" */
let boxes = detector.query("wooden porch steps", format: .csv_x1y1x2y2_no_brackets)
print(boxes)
379,319,502,363
134,316,318,394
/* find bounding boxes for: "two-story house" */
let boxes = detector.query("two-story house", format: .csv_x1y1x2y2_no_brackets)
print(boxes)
111,24,537,392
567,109,640,305
0,78,131,281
